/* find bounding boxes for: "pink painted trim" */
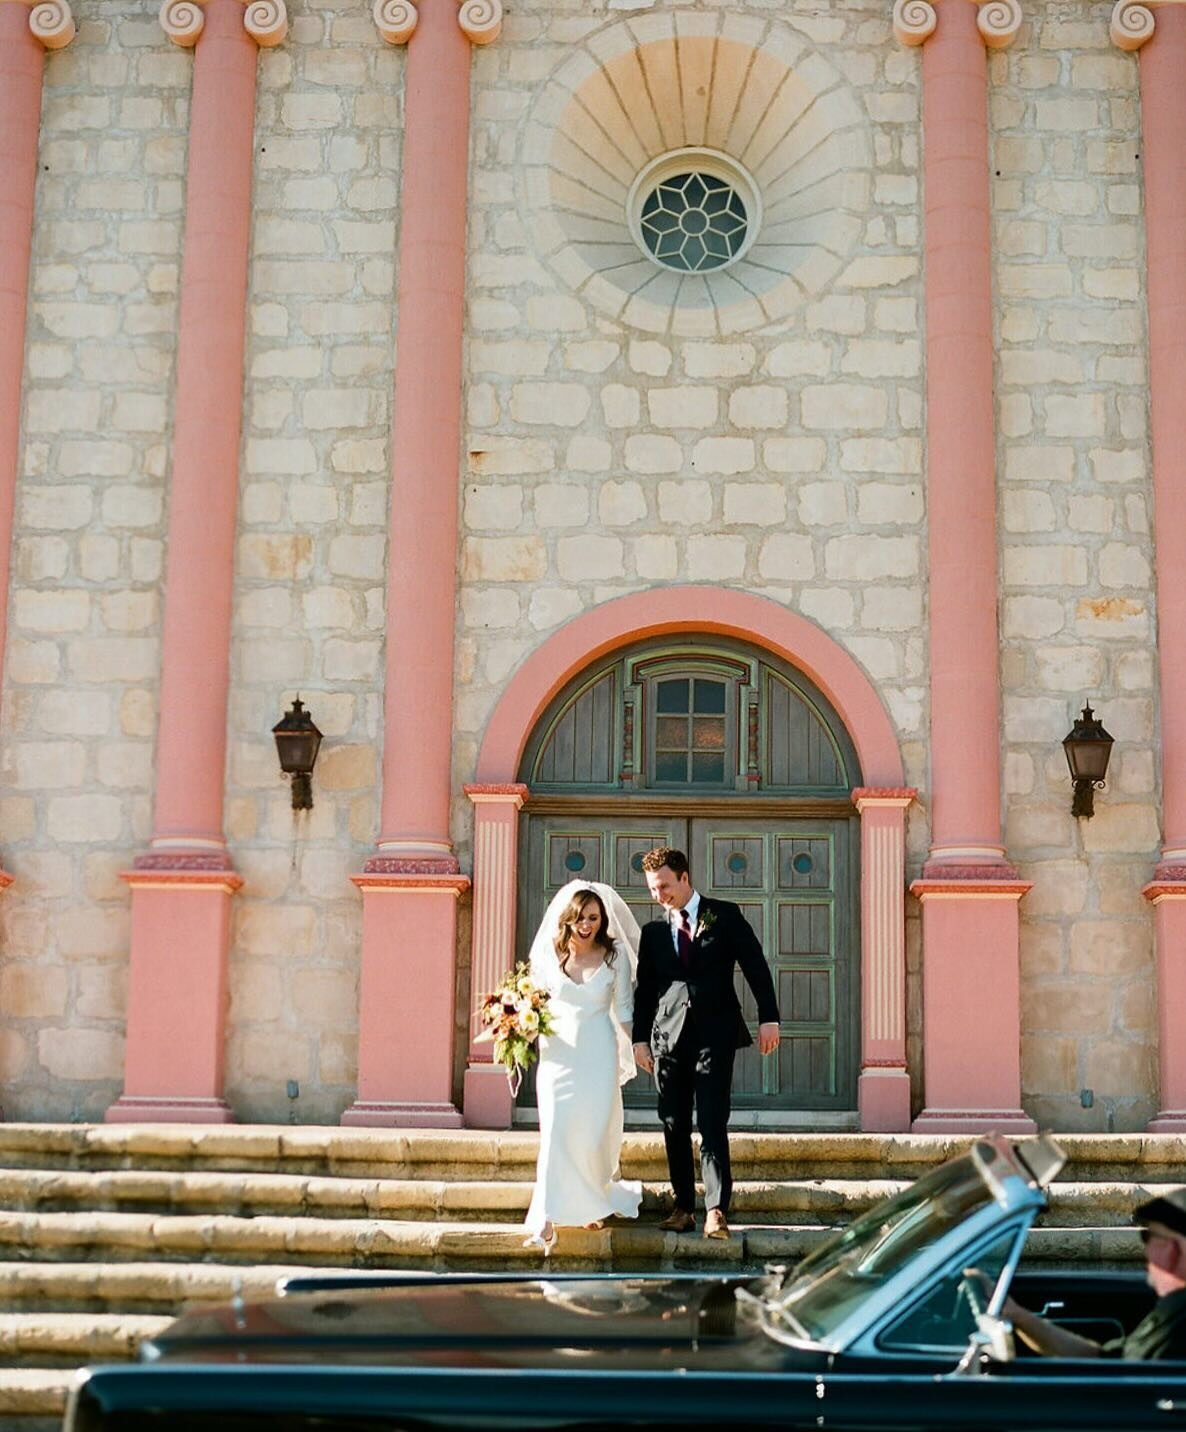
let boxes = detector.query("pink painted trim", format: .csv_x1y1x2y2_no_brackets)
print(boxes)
121,870,243,893
151,0,259,847
920,0,1005,855
375,0,472,855
464,783,530,803
341,1101,464,1128
0,6,45,727
362,856,461,876
852,787,917,806
912,879,1031,899
351,873,470,894
476,587,904,787
912,1109,1036,1133
105,1095,235,1125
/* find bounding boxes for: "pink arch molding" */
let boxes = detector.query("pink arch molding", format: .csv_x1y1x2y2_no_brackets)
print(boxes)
476,587,904,788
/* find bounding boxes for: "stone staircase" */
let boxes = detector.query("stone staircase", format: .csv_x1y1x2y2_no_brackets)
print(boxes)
0,1123,1181,1428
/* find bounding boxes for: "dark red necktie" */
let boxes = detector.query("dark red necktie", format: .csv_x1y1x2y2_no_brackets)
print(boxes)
677,909,692,968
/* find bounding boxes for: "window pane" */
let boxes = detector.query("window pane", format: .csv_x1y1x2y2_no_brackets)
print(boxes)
691,752,726,783
656,715,689,750
657,679,690,714
655,752,687,783
693,680,726,714
692,716,725,750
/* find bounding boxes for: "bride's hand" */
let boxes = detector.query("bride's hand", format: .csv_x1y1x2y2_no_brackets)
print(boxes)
633,1042,653,1074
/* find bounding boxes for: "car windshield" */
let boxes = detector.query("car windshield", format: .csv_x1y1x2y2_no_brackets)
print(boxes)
775,1152,995,1342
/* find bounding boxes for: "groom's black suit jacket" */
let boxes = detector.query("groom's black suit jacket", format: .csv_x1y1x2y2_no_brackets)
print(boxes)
631,896,780,1058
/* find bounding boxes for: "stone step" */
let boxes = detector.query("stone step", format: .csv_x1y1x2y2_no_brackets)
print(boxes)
0,1260,328,1315
0,1312,169,1366
0,1167,1164,1228
0,1207,1148,1278
1,1124,1183,1182
0,1368,72,1422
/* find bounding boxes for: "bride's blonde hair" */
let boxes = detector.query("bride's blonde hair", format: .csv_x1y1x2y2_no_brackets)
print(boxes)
553,889,617,969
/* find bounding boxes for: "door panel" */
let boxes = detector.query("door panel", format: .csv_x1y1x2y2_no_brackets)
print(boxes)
694,818,856,1111
519,811,858,1116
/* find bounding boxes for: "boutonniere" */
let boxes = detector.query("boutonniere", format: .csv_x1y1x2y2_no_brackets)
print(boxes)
695,906,717,940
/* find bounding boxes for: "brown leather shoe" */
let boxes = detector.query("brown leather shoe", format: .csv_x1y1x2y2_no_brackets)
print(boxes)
703,1208,730,1240
657,1208,695,1233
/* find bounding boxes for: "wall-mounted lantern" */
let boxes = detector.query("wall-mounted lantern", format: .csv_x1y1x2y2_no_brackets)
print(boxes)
1062,702,1114,819
272,697,322,810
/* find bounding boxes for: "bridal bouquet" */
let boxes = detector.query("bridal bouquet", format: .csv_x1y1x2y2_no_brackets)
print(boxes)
475,963,554,1095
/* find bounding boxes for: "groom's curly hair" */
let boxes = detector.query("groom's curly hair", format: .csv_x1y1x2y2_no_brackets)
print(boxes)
640,846,690,879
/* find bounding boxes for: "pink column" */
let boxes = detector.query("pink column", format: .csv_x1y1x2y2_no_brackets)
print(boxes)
853,789,916,1131
462,784,529,1129
0,0,75,899
1115,4,1186,1131
110,0,285,1124
344,0,501,1127
895,0,1034,1133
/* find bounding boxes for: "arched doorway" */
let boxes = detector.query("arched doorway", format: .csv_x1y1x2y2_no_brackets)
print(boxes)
517,636,861,1122
463,587,913,1134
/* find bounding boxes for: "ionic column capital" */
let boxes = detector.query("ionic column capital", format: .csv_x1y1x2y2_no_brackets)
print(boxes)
458,0,500,45
159,0,287,50
24,0,76,50
373,0,417,45
374,0,500,47
893,0,1022,50
1110,0,1174,51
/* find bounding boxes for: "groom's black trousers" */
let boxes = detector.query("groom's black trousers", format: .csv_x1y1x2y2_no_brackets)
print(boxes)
655,1029,735,1215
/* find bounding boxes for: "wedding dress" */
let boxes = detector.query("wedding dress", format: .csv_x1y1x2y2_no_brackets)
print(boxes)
524,883,643,1237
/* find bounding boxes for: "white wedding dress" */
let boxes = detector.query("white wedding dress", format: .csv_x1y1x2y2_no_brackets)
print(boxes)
524,928,643,1236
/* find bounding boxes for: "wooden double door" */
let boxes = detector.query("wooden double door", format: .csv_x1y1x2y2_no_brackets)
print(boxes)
519,809,858,1116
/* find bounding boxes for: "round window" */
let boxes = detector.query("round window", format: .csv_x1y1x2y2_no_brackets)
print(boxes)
628,149,761,276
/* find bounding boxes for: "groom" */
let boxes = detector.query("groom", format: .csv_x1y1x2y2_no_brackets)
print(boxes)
632,847,780,1239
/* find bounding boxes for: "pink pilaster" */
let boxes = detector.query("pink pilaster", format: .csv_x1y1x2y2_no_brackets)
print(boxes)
0,1,74,897
853,789,916,1131
343,0,487,1128
462,784,529,1129
1121,5,1186,1131
110,0,280,1124
898,0,1033,1133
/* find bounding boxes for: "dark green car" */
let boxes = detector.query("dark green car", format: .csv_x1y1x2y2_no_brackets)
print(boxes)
65,1135,1186,1432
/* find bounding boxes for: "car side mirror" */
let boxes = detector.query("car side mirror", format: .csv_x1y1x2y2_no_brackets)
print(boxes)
954,1314,1015,1376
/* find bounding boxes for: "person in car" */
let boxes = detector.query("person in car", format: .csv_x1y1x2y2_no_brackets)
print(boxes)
1002,1189,1186,1360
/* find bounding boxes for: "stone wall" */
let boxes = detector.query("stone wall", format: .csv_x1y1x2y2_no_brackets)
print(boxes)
0,0,1165,1128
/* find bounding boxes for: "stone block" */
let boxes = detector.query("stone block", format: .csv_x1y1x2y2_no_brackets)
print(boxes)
647,386,718,428
0,965,69,1020
534,484,589,527
624,434,681,474
764,437,826,473
528,587,583,630
824,535,917,581
38,1028,123,1082
802,384,888,431
632,535,678,579
556,536,624,581
765,340,831,378
691,437,754,475
723,483,785,527
856,482,923,525
728,386,788,429
657,480,712,526
564,342,619,373
685,535,746,581
598,481,647,526
463,537,547,582
758,534,815,581
510,383,591,426
798,482,849,527
601,385,640,427
1080,804,1160,855
629,341,672,377
464,484,523,531
1002,545,1088,588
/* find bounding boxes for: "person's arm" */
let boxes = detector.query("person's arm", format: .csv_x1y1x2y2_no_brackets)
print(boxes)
613,942,634,1029
1001,1297,1102,1359
632,934,658,1074
726,904,780,1053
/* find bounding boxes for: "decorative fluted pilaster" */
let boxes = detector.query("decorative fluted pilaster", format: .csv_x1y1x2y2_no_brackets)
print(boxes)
0,0,75,900
897,0,1032,1134
345,0,494,1128
110,0,280,1124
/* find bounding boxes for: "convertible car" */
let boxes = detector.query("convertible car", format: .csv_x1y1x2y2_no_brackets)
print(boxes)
64,1135,1186,1431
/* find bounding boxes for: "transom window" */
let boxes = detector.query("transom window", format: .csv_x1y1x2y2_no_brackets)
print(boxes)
654,677,728,785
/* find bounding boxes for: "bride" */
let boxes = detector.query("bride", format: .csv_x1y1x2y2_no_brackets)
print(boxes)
523,880,643,1252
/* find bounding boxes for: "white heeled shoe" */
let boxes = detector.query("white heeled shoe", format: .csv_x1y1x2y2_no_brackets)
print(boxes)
523,1224,557,1256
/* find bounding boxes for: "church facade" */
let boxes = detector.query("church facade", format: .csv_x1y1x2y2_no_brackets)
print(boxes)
0,0,1182,1135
